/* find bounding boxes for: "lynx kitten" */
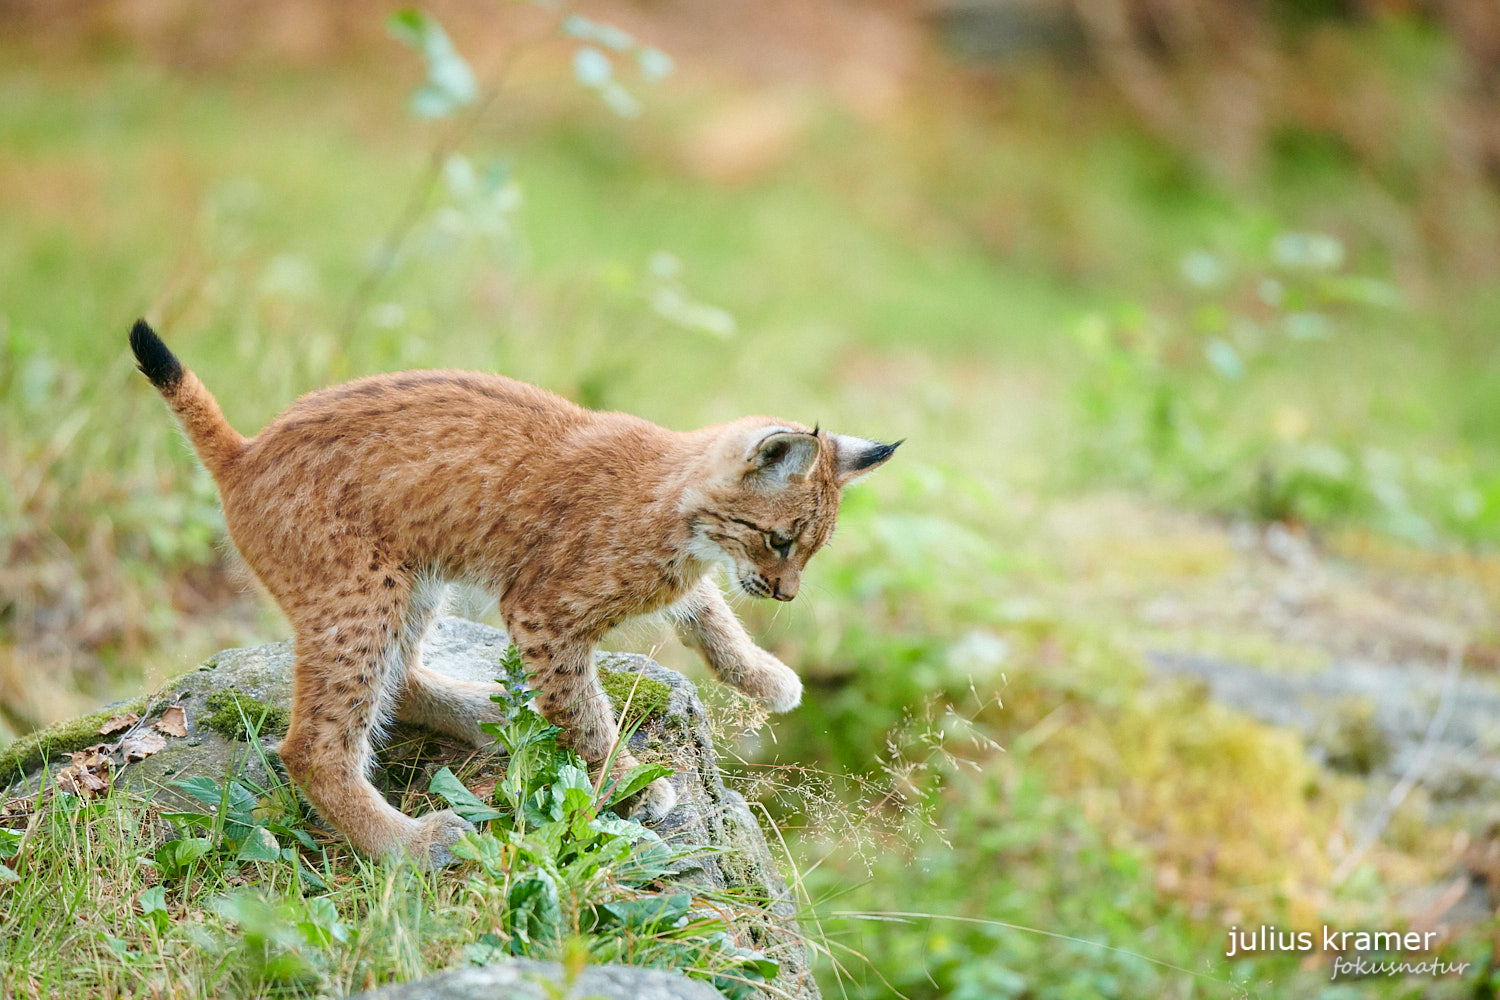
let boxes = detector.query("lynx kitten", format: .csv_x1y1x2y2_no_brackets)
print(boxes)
130,320,898,867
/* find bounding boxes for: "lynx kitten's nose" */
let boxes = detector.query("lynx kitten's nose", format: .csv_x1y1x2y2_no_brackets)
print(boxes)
772,579,797,601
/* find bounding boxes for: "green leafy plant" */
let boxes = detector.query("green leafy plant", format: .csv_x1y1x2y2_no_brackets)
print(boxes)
428,642,779,999
560,12,674,119
373,6,731,412
159,773,328,889
207,890,351,990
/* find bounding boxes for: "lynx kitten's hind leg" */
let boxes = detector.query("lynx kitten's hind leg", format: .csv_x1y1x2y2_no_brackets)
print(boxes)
274,566,472,869
671,579,803,713
387,582,507,746
396,666,508,746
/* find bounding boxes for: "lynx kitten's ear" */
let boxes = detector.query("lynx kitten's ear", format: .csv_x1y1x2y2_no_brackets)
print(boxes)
831,434,902,486
745,430,820,487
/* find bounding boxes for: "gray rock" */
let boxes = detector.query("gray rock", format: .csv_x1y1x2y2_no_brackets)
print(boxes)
1146,649,1500,923
6,617,819,1000
1146,650,1500,799
346,960,725,1000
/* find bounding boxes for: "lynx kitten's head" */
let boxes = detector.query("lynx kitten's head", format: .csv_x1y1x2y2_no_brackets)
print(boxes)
687,420,900,601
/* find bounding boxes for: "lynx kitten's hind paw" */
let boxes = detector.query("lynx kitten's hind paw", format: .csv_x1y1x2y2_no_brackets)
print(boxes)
407,809,476,870
626,776,677,825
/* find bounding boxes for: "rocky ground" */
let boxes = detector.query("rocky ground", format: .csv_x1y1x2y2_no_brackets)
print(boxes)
2,618,821,1000
1042,497,1500,926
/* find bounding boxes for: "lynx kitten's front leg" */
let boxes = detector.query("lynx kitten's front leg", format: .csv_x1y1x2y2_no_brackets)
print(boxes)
506,623,677,822
671,579,803,713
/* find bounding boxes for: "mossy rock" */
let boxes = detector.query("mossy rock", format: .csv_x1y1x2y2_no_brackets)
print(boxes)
201,690,290,742
0,696,149,783
598,669,672,727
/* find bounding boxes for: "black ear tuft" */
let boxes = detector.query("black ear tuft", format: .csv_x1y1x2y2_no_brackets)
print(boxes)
129,319,183,390
832,433,902,484
850,439,903,473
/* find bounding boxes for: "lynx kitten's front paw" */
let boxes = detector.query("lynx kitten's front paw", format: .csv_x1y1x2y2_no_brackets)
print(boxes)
746,649,803,714
405,809,476,870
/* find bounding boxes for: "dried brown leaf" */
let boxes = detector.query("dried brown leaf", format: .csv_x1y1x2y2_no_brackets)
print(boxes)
121,731,167,761
71,745,112,770
99,712,140,735
55,764,110,799
54,738,117,798
154,706,188,738
466,775,501,802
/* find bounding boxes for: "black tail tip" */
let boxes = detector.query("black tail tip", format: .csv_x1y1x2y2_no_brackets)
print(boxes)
129,319,182,389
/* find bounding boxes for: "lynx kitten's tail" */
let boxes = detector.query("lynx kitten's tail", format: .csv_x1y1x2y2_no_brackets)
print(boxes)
129,319,246,477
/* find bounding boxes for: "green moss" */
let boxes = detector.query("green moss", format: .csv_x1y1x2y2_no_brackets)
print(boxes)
1321,699,1391,775
598,670,671,728
203,690,290,742
0,697,148,783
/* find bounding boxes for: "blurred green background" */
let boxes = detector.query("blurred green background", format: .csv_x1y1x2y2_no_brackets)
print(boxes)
2,0,1499,996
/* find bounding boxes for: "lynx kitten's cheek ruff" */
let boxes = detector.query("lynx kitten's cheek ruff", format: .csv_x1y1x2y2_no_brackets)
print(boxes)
129,320,899,868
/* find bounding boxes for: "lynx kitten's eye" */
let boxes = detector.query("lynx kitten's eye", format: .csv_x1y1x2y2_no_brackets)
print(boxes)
766,532,794,557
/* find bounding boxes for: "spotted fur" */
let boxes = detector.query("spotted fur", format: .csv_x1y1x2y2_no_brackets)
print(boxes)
130,320,899,867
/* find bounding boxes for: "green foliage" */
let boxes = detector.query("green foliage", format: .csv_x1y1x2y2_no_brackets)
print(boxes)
0,648,779,997
208,891,350,990
596,669,672,727
1070,232,1500,543
0,783,341,995
561,13,673,118
813,773,1215,1000
428,766,503,823
161,772,327,888
798,652,1494,1000
387,10,478,119
441,646,778,998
